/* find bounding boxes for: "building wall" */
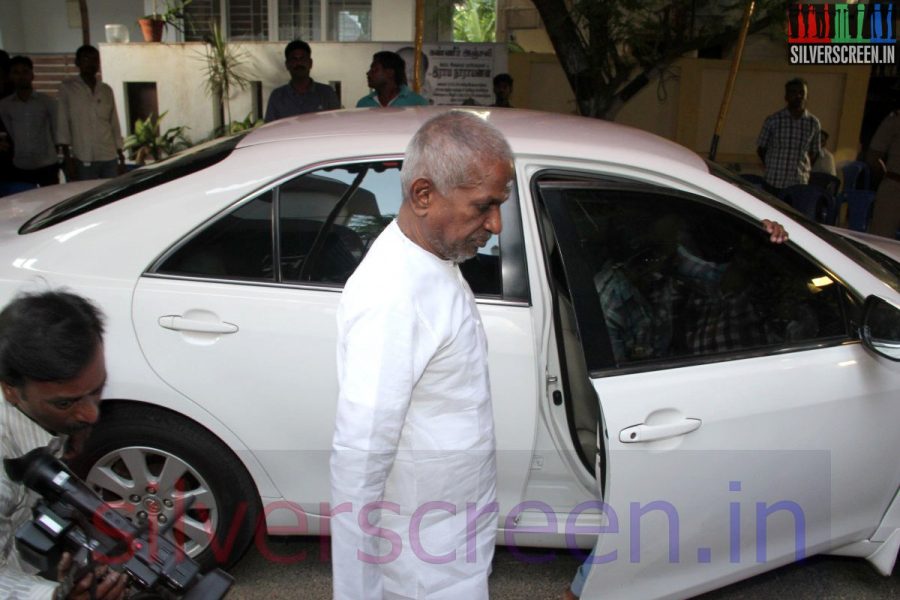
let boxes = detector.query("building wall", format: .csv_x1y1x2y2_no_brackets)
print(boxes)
100,41,402,140
0,0,24,51
670,59,868,173
508,52,868,176
0,1,417,54
0,0,145,54
373,0,415,41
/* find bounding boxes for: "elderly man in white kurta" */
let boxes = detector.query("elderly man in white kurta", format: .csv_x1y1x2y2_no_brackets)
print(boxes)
331,111,513,600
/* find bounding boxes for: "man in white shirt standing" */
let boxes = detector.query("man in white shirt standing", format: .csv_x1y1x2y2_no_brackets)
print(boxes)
56,45,125,181
331,111,513,600
812,130,836,176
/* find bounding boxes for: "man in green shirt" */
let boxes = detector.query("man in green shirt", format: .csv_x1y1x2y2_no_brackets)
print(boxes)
356,51,428,108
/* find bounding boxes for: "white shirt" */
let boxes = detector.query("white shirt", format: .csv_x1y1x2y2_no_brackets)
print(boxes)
0,401,65,599
812,147,836,176
56,76,123,163
331,221,497,600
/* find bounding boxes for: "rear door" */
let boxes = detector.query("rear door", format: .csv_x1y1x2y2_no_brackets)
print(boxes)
536,175,900,599
132,158,538,524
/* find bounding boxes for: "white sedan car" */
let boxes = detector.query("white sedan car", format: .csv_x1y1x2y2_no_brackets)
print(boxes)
1,108,898,599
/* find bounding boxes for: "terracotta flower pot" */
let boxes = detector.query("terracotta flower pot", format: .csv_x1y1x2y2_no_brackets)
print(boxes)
138,18,165,42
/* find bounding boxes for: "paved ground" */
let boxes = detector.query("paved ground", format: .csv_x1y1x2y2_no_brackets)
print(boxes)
225,536,899,599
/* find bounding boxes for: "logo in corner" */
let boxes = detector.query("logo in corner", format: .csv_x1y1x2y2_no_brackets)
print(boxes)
788,3,896,65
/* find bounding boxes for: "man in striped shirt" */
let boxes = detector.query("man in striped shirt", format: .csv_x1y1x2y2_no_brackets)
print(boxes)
0,291,126,600
757,78,821,198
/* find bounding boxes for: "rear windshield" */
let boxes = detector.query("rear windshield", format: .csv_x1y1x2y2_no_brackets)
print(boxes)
20,133,247,234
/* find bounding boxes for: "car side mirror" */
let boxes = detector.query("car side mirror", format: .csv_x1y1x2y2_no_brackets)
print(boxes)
861,296,900,361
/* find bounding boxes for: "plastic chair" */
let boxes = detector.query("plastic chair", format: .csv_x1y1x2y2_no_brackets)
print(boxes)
783,184,832,223
806,173,842,224
845,189,876,232
836,162,874,229
840,161,871,191
808,172,841,198
740,173,766,189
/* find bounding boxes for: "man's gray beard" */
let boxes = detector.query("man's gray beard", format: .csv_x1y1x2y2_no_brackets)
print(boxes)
451,249,478,264
426,234,476,264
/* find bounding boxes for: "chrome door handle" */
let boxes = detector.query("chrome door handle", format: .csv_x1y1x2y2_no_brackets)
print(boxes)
158,315,239,334
619,418,701,443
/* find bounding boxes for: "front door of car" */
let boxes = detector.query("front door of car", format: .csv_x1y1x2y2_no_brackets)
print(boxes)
536,176,900,599
132,159,538,529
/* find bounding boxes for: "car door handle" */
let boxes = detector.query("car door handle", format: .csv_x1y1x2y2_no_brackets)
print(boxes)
158,315,239,334
619,418,701,443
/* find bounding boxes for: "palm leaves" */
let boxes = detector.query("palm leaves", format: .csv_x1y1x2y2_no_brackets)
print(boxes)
201,22,251,127
453,0,496,42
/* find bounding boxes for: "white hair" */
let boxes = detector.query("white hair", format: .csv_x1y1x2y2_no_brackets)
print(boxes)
400,111,513,201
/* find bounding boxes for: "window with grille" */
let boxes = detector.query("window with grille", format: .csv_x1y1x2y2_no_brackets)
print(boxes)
183,0,222,41
328,1,371,41
183,0,373,41
278,0,322,41
229,0,269,39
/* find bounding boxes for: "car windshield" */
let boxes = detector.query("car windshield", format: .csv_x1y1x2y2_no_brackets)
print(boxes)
708,160,899,294
19,133,248,234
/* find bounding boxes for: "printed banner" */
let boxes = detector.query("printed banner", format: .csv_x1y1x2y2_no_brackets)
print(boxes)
388,43,508,106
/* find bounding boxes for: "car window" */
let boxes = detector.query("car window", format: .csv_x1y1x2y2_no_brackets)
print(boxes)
279,163,401,284
153,160,503,296
157,191,274,281
539,179,850,372
20,134,247,234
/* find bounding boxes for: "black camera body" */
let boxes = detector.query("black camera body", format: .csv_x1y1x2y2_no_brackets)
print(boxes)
4,447,233,599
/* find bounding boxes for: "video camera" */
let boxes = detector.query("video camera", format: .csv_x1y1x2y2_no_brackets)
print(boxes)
4,447,233,599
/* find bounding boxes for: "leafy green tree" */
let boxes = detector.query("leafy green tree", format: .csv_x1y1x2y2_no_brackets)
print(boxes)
529,0,785,118
454,0,497,42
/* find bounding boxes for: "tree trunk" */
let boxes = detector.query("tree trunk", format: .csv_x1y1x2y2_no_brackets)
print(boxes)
530,0,596,117
529,0,782,120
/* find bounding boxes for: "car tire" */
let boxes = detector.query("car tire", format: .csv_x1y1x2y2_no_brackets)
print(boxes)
70,403,261,570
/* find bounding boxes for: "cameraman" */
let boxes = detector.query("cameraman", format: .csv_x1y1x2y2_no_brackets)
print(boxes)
0,291,127,600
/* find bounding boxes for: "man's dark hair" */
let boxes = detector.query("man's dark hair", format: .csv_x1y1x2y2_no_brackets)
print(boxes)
0,291,105,387
284,40,311,60
785,77,807,91
493,73,513,87
9,55,33,71
0,50,10,76
75,44,99,62
372,51,406,86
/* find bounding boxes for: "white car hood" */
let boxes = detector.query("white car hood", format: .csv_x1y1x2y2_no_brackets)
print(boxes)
0,181,104,237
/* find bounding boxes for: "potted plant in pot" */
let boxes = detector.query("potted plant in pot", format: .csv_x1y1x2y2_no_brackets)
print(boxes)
201,22,252,131
138,0,192,42
124,111,191,165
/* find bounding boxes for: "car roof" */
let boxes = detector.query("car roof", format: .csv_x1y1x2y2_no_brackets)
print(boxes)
238,106,709,173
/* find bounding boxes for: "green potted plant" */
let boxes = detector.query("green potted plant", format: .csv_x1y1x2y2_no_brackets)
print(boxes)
124,111,191,165
201,22,251,129
226,112,264,135
138,0,192,42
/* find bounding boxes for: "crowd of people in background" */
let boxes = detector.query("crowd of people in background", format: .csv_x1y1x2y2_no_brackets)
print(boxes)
0,41,516,199
0,45,124,196
0,40,896,235
755,76,899,239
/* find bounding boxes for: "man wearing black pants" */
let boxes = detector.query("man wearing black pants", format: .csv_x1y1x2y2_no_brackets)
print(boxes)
0,56,60,187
